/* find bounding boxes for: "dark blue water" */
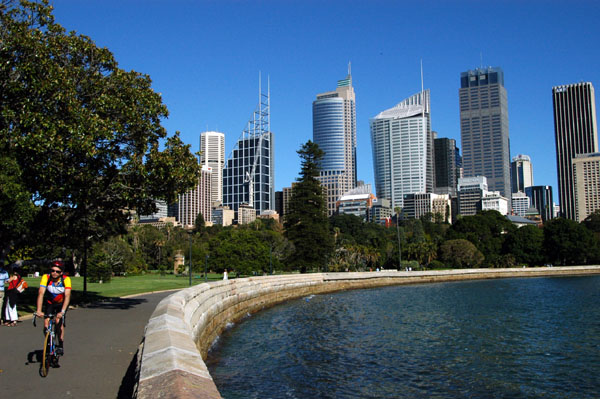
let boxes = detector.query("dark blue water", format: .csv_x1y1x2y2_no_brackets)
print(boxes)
206,276,600,398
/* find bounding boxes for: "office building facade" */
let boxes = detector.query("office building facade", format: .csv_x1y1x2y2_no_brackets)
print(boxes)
370,90,434,210
573,153,600,222
525,185,554,223
553,82,598,220
178,165,212,228
511,154,534,193
403,193,451,222
481,191,509,215
459,67,511,203
200,131,225,206
511,191,531,217
313,71,357,215
336,185,375,221
434,137,458,197
458,176,488,216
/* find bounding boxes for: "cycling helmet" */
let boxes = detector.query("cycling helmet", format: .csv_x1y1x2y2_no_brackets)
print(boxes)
52,260,65,271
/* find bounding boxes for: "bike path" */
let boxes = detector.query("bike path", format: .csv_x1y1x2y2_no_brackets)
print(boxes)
0,290,175,398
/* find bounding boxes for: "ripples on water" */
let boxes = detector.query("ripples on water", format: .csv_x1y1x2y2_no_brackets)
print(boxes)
205,276,600,398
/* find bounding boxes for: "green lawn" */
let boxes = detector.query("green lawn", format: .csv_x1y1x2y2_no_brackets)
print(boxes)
16,273,224,316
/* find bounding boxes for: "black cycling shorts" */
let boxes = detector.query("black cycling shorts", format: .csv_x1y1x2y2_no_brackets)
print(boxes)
43,303,67,326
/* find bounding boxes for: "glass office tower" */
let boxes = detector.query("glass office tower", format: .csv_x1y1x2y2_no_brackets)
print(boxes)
223,82,274,215
313,71,357,215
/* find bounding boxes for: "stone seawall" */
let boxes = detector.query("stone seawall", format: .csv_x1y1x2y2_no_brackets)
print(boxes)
134,266,600,398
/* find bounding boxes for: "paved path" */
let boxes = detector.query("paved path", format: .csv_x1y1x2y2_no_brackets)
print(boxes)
0,290,175,398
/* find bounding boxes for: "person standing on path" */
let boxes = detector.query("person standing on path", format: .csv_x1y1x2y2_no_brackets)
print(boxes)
0,263,9,325
4,268,24,326
223,268,228,280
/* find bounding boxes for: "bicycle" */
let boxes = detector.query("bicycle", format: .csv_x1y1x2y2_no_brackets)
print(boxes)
33,313,62,377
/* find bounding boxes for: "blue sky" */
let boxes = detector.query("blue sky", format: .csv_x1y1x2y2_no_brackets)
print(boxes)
51,0,600,200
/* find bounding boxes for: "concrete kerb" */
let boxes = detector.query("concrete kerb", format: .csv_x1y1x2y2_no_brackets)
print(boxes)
134,266,600,399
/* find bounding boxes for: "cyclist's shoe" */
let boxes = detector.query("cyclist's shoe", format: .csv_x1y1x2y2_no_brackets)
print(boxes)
55,346,64,356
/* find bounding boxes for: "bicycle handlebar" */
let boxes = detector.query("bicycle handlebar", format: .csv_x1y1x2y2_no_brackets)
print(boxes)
33,313,58,327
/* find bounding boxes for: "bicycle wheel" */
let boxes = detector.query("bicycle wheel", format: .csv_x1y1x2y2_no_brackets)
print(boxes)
41,330,51,377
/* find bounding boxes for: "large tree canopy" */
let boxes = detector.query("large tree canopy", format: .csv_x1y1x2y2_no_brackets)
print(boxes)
0,0,200,259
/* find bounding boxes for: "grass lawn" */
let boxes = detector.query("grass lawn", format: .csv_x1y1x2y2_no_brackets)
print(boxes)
15,273,224,316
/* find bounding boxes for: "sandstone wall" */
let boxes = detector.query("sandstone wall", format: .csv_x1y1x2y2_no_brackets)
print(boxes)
135,266,600,398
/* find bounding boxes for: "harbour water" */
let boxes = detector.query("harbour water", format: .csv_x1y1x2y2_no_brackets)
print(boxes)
206,276,600,398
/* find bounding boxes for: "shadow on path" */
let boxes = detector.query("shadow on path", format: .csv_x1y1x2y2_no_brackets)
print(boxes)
79,297,148,310
117,343,142,399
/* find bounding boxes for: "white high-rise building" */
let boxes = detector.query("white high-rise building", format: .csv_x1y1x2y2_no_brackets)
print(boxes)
511,191,531,217
178,165,212,228
481,191,509,215
511,154,534,193
200,131,225,206
370,90,434,209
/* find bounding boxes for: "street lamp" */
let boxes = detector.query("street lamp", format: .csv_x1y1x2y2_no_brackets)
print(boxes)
269,245,273,275
395,207,402,270
205,254,209,282
188,231,193,286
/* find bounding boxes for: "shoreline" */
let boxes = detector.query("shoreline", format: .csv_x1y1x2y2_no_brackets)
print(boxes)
134,266,600,399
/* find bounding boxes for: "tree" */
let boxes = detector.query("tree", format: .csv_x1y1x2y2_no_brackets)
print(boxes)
0,1,200,268
0,155,37,262
543,218,599,265
439,239,484,268
503,225,544,266
446,210,515,266
208,229,270,276
284,141,334,272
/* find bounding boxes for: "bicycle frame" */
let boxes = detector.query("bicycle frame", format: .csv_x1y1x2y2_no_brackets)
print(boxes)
34,313,61,377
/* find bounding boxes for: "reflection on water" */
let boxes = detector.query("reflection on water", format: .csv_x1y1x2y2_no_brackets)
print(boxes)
206,276,600,398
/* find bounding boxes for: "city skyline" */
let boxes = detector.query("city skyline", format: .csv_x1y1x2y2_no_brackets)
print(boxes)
50,1,600,201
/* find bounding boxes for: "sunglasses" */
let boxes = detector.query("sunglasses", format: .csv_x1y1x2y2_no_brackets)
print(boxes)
50,269,63,274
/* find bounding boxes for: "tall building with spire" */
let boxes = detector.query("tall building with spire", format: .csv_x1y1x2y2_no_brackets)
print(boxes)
370,90,434,210
312,67,357,215
200,131,225,206
223,78,274,216
553,82,598,220
459,67,511,204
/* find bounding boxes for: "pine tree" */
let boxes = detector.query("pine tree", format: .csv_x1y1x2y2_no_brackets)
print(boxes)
284,141,334,272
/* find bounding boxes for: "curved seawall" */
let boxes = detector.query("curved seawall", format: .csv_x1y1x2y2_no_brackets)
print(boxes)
134,266,600,398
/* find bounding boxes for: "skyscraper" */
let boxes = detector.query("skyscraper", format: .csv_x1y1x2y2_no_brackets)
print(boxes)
200,131,225,206
370,90,434,210
459,67,511,203
573,153,600,222
525,185,554,223
511,154,534,193
178,165,212,228
313,69,357,215
552,82,598,220
434,137,458,197
223,80,274,215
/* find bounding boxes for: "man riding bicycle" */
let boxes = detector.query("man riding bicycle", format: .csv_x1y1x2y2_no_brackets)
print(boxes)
35,260,71,355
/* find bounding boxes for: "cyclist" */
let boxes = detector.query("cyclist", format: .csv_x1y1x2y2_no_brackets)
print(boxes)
35,260,71,355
